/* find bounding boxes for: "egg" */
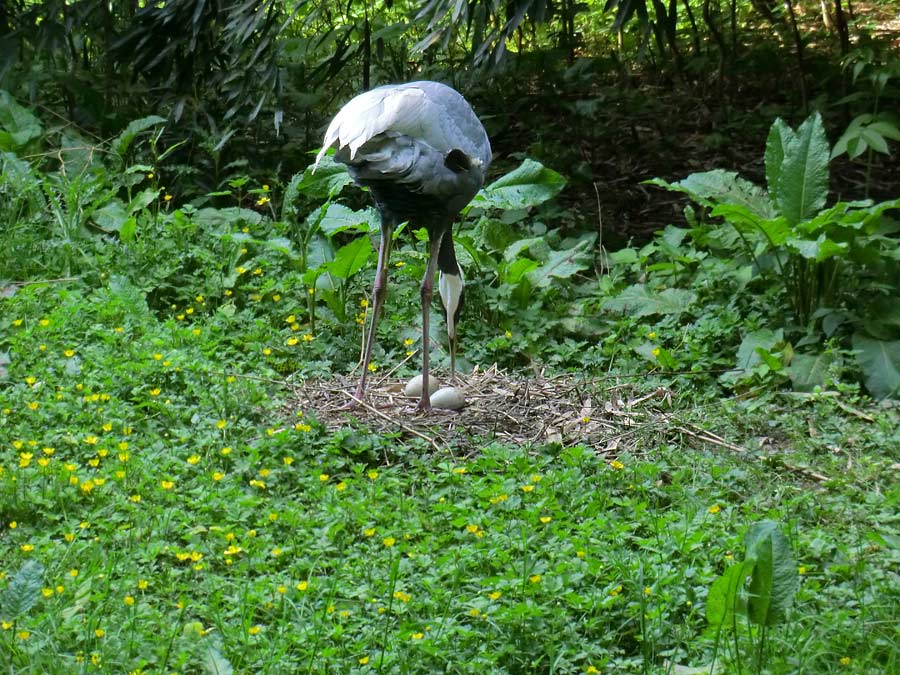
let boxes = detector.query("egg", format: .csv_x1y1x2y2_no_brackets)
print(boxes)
430,387,466,410
404,373,440,398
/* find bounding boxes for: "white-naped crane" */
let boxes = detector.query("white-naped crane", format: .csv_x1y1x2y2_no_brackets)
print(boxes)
314,81,491,411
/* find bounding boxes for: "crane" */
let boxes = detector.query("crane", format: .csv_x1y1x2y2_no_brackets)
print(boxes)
314,81,492,411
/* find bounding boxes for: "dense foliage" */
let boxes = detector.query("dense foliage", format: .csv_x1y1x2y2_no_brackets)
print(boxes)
2,1,899,673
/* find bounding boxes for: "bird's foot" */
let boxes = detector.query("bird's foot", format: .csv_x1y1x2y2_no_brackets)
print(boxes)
337,390,366,411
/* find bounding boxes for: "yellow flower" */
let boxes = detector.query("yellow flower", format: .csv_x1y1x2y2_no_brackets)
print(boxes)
364,528,376,537
138,579,149,590
529,574,541,584
410,632,423,640
221,446,232,455
609,585,623,596
367,362,378,372
521,485,534,493
302,333,314,342
489,494,508,504
539,516,552,524
95,628,105,638
359,656,370,665
17,630,30,640
839,657,851,666
708,504,721,514
609,460,624,470
42,588,54,597
286,337,299,346
283,456,294,465
296,580,308,591
248,625,261,635
587,667,600,674
367,470,378,480
644,586,652,595
187,455,201,465
335,481,347,491
383,537,396,547
488,591,502,600
216,420,227,429
319,473,329,482
149,388,161,396
124,595,135,606
160,480,174,490
20,544,34,552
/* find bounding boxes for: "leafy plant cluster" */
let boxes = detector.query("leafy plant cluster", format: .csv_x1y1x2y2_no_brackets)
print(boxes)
599,112,899,398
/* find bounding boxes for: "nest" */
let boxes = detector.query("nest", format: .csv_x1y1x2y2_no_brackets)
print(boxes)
285,364,737,458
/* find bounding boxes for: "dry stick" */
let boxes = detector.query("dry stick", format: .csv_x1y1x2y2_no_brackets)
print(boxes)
673,423,747,454
339,390,441,452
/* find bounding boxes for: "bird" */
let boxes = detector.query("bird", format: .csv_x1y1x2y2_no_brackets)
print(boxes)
314,81,491,411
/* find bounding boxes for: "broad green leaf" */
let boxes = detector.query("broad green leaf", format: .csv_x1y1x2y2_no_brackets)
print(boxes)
112,115,167,157
649,170,775,219
202,637,235,675
0,560,44,620
93,199,129,233
503,256,540,284
607,248,639,265
734,329,783,370
868,119,900,141
526,239,592,288
298,156,355,199
765,118,791,196
119,217,137,243
745,521,799,627
193,207,262,229
0,90,43,150
603,284,696,318
504,236,551,263
127,187,161,214
787,351,834,391
478,159,566,211
706,561,754,627
326,235,373,279
316,203,377,237
260,236,299,259
861,127,890,154
853,333,900,399
785,235,848,261
774,112,830,225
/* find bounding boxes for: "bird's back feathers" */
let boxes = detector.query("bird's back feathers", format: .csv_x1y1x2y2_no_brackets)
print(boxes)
316,80,490,249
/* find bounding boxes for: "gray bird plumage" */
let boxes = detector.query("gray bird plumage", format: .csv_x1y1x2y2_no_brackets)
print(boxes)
315,80,491,411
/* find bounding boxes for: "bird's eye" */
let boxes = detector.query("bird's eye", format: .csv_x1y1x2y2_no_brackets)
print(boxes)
444,149,472,173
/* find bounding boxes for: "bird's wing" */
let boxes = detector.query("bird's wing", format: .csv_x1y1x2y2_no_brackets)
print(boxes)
315,83,488,168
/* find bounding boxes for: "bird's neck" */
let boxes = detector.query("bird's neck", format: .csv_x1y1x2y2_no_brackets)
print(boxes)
437,230,460,276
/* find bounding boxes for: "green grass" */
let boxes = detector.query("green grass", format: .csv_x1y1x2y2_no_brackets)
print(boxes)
2,276,898,674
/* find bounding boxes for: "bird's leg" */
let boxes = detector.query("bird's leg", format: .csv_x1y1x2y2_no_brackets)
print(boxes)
350,222,393,405
417,232,444,412
449,335,457,381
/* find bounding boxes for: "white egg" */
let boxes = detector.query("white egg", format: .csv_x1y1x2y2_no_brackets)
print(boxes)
404,373,440,398
430,387,466,410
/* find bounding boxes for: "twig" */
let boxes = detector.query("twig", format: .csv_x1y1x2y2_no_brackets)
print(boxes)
674,424,747,453
339,390,441,452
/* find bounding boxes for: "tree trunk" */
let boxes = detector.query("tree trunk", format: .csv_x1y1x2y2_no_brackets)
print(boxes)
833,0,850,54
682,0,702,55
783,0,808,111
